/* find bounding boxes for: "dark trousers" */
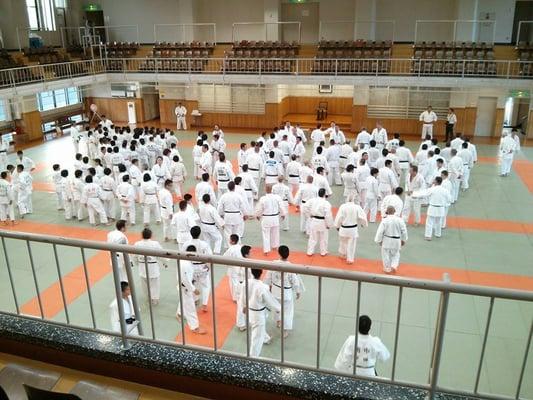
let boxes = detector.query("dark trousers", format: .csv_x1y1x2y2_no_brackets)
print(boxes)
445,123,454,143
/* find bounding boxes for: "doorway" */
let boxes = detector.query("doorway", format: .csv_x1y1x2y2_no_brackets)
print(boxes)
281,2,319,44
474,97,497,136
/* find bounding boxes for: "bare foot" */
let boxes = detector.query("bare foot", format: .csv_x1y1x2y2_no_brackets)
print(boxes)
192,327,207,335
283,331,289,339
201,305,208,313
238,326,247,332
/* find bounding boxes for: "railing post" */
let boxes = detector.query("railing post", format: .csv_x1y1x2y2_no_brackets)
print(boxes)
462,60,466,78
280,271,285,364
26,241,45,319
507,61,511,79
1,237,20,314
142,255,156,340
335,59,338,77
110,250,131,350
515,319,533,399
316,276,322,369
259,59,262,77
295,59,299,76
176,259,187,345
210,262,218,351
428,274,451,400
123,252,143,336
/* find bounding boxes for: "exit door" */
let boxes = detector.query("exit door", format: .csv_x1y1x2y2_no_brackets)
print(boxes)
127,101,137,124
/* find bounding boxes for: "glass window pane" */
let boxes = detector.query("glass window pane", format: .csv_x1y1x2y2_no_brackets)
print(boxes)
0,100,6,121
39,91,55,111
67,87,79,104
27,8,39,30
54,89,67,108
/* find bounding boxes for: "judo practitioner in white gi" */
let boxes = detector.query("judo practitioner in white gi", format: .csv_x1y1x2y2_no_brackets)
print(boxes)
412,176,452,240
374,206,408,273
199,193,224,254
107,220,130,282
304,188,334,256
334,199,368,264
264,246,304,338
335,315,390,376
109,282,139,335
176,244,206,335
134,228,168,305
241,268,281,357
256,184,286,254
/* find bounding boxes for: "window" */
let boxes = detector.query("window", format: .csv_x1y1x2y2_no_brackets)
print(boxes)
54,0,66,7
367,86,450,119
67,87,80,104
0,100,8,122
26,0,39,30
26,0,56,31
111,84,137,98
198,84,265,114
37,87,82,111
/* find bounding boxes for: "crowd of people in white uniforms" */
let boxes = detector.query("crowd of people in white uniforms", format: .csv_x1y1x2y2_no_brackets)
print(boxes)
2,114,523,367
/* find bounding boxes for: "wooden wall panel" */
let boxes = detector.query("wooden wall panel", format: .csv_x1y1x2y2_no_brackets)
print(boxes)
493,108,504,137
463,107,477,137
527,109,533,141
159,99,199,126
20,111,42,142
278,97,290,122
351,105,367,131
286,96,353,115
85,97,145,123
160,98,278,129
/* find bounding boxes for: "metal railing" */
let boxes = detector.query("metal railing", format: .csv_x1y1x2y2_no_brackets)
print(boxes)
0,59,106,89
0,230,531,400
1,57,532,90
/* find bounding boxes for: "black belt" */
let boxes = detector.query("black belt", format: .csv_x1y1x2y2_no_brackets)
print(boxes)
103,189,113,192
145,192,156,195
224,210,240,213
0,151,6,153
249,168,259,171
263,213,279,217
312,215,325,220
249,307,266,312
399,160,409,163
245,188,253,191
384,235,400,239
266,174,278,177
284,154,290,156
273,282,292,289
340,156,347,159
125,317,136,325
356,365,376,369
201,221,216,225
192,261,205,265
341,224,358,228
301,200,306,204
218,179,230,182
146,261,157,264
430,204,443,207
289,174,299,177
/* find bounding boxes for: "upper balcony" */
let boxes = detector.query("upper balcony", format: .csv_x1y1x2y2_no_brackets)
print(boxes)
1,56,532,98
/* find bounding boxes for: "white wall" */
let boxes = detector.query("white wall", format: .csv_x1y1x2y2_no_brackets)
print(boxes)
195,0,266,42
376,0,458,42
318,0,356,40
277,84,354,100
477,0,516,43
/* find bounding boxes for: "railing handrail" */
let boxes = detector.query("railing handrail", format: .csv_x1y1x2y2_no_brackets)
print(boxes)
1,229,532,301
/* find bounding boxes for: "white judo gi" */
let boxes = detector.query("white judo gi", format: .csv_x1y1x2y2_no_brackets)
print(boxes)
199,202,224,254
413,185,452,239
176,260,199,331
303,196,333,256
109,295,139,335
217,191,247,247
256,192,286,253
134,239,166,303
334,334,390,376
107,229,130,283
240,277,281,357
334,202,368,263
264,268,304,331
374,215,408,273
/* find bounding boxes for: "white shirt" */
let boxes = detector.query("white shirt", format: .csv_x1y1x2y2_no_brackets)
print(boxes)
380,194,403,217
447,113,457,124
134,239,165,278
413,185,452,217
